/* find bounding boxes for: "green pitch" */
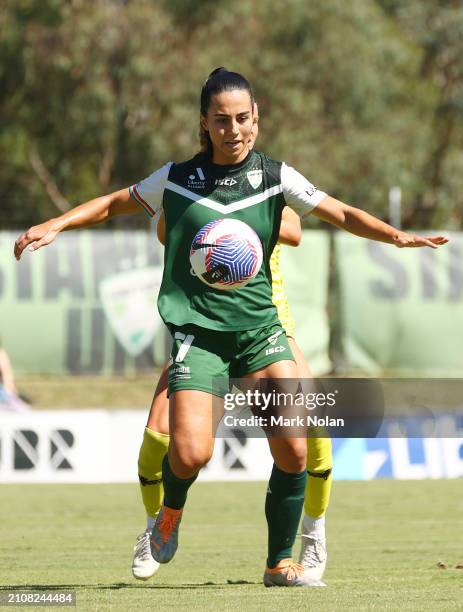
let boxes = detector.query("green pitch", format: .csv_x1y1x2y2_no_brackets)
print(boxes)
0,480,462,610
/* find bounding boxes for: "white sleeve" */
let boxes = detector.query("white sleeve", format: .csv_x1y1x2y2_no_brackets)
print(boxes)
281,163,327,218
129,162,173,218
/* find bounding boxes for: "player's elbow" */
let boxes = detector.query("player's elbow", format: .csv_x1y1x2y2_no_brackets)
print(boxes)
107,188,135,219
286,227,302,247
279,223,302,247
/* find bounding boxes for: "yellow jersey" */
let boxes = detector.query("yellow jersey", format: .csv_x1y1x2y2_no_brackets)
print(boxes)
270,243,295,338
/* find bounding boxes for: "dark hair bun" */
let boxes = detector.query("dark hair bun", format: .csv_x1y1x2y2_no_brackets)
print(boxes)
199,68,254,143
208,67,228,79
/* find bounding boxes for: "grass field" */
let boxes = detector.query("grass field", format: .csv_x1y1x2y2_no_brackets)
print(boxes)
16,374,163,409
1,480,462,611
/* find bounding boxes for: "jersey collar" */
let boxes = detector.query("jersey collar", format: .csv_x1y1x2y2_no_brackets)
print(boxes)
203,149,256,175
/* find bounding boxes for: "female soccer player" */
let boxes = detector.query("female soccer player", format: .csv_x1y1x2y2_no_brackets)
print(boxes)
14,68,447,587
133,126,332,586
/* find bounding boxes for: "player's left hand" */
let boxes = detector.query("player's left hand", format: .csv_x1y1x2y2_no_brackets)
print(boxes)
393,232,449,249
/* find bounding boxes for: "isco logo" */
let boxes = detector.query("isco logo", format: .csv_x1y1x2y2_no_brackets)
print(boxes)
215,177,237,186
265,346,286,356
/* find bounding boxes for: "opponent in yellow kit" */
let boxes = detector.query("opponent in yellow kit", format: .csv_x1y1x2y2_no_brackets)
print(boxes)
134,231,333,586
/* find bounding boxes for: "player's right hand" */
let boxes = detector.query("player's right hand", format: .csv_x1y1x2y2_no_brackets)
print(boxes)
14,220,60,260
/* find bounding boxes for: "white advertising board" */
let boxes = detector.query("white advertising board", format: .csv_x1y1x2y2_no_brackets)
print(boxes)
1,411,462,483
0,411,273,483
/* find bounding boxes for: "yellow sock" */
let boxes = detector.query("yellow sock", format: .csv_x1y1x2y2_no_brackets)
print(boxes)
138,427,170,519
305,434,333,519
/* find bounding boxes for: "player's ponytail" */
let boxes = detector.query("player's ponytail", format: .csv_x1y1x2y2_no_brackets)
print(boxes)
199,67,254,156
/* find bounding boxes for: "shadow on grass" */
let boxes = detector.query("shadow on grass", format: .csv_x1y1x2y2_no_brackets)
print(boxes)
0,580,259,591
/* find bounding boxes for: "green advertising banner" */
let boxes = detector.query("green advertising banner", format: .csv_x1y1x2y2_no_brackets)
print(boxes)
335,233,463,376
0,230,331,375
0,231,166,375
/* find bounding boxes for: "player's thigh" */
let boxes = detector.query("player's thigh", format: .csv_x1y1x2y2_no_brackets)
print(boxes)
288,336,313,378
243,360,307,472
236,324,306,472
287,337,331,444
169,389,222,473
167,325,228,473
146,362,169,434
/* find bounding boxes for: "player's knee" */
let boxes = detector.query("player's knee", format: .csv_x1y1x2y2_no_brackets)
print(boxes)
275,440,307,473
286,454,307,473
172,444,212,476
181,452,210,473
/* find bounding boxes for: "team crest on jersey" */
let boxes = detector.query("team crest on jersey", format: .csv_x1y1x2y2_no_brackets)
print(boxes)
247,169,263,189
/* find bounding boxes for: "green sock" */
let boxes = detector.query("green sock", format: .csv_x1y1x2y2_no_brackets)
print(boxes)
265,464,307,568
162,454,198,510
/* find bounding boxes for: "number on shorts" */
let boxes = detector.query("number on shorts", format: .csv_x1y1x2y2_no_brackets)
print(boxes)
172,332,195,363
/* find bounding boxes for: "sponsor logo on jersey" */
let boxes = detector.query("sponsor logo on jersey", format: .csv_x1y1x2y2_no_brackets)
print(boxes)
267,330,283,345
170,365,191,380
215,177,237,186
188,167,206,189
247,169,263,189
265,345,286,356
171,366,191,375
306,185,317,197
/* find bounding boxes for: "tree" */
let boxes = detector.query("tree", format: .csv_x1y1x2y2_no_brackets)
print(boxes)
378,0,463,228
1,0,462,229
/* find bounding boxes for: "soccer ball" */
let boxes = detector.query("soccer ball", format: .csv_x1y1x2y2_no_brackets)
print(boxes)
190,219,263,290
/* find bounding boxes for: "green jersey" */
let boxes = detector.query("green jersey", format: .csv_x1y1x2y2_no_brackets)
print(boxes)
130,150,326,331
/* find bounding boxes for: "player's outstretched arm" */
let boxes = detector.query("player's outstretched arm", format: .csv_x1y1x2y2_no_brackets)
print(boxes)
278,206,301,247
156,211,166,246
312,195,448,249
14,188,137,260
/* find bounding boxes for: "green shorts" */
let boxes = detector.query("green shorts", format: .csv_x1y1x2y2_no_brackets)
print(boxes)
167,322,294,397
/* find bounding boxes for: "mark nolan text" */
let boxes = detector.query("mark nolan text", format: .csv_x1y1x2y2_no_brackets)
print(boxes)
223,415,345,428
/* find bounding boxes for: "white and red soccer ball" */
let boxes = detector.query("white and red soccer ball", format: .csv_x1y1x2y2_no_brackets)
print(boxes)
190,219,263,290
